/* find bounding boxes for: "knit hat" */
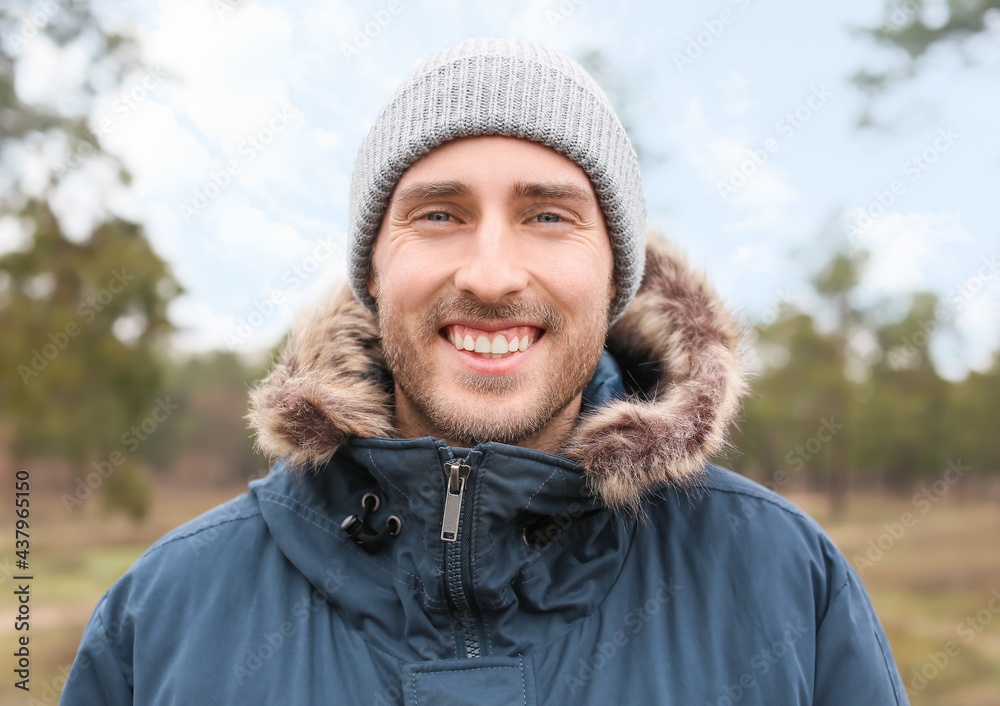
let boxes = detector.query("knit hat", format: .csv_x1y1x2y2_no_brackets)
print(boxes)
348,37,646,324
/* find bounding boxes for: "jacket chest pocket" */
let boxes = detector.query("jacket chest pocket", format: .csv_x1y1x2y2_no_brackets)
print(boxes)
401,655,536,706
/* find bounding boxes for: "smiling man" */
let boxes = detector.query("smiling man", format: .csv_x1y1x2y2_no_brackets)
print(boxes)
63,38,907,705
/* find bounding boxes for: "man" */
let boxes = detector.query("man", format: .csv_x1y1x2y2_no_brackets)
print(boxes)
63,38,907,705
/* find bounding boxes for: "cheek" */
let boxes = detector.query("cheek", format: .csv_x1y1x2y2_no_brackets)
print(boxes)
374,245,452,309
533,251,614,310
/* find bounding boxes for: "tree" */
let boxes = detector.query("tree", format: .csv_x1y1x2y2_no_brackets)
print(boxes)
1,1,142,183
849,292,951,491
0,200,179,518
949,350,1000,476
1,4,174,517
143,352,267,486
740,307,842,495
851,0,1000,124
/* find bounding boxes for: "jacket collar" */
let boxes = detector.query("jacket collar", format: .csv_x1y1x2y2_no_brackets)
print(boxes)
250,430,637,656
247,236,747,512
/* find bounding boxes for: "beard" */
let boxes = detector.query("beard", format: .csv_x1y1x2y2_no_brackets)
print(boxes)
376,289,610,448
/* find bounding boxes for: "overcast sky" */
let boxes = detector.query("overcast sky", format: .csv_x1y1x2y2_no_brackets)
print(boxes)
8,0,1000,379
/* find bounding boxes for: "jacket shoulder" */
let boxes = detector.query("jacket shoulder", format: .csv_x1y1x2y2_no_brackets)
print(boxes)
141,491,263,558
697,465,821,526
649,465,854,601
103,491,266,602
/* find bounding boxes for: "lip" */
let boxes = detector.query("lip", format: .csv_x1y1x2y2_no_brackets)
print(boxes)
440,318,545,334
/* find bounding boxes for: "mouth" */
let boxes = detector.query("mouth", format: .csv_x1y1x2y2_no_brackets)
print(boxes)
440,323,545,360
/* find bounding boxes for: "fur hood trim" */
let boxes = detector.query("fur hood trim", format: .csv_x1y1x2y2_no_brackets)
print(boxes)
247,236,747,512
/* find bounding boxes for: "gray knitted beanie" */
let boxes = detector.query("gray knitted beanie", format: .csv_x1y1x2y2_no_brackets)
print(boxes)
348,37,646,324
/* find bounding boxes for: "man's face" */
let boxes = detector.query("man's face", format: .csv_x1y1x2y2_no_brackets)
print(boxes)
369,135,615,450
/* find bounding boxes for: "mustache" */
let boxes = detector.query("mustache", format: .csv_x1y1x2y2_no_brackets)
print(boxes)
420,294,566,334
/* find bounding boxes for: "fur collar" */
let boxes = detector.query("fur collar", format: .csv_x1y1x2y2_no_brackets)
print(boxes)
247,236,747,512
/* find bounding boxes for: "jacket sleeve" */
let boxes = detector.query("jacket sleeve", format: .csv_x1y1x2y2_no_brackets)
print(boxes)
813,570,909,705
60,594,134,705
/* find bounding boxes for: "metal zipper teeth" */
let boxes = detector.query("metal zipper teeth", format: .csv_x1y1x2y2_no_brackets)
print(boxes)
446,521,481,658
441,459,486,658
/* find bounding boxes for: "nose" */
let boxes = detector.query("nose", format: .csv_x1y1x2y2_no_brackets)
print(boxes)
452,216,529,303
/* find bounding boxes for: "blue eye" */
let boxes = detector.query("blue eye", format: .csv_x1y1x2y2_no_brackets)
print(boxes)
535,213,561,223
426,212,451,221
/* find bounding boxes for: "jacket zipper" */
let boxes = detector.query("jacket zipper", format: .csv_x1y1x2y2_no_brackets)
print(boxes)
440,459,488,658
440,460,469,542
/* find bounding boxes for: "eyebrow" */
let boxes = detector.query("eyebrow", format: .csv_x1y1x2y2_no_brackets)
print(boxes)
393,180,471,202
390,179,595,205
508,180,594,204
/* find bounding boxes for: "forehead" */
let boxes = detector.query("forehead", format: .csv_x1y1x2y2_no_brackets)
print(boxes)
392,135,599,201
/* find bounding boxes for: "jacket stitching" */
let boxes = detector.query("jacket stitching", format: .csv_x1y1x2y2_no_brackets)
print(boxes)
815,577,851,636
522,466,564,512
497,510,616,606
475,464,570,574
817,575,904,704
143,511,261,555
256,490,440,605
357,451,452,610
692,483,815,525
407,666,530,705
94,604,135,693
492,466,579,538
470,459,497,569
411,665,523,675
874,622,905,705
365,448,411,508
471,459,507,612
518,655,528,706
511,514,639,658
472,462,581,606
258,490,423,585
362,449,449,607
471,457,494,653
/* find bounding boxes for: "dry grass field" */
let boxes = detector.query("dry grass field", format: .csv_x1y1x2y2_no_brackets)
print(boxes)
1,482,997,705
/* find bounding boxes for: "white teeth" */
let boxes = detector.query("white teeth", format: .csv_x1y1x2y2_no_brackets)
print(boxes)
448,328,538,357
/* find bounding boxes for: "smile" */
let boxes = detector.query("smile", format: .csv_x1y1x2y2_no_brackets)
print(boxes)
441,324,543,360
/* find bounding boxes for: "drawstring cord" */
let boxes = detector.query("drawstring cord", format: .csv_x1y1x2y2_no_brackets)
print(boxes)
340,492,401,553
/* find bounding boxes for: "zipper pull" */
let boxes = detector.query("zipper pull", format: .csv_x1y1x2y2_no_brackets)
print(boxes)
441,460,471,542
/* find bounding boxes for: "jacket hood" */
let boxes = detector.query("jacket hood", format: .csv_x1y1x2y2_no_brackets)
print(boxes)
247,236,747,511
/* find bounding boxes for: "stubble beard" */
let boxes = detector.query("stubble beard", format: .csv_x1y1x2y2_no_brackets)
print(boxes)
377,291,609,448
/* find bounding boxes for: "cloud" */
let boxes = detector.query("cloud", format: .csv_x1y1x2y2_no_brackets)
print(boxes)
12,33,89,109
854,211,974,292
145,0,296,145
717,72,752,117
730,243,782,274
667,95,799,216
102,101,216,195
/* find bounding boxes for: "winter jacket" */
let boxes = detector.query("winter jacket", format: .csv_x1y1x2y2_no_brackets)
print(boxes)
62,240,908,705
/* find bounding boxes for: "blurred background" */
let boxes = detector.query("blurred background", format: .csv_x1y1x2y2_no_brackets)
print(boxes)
1,0,998,703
